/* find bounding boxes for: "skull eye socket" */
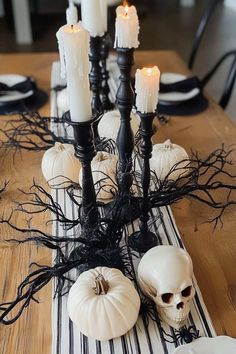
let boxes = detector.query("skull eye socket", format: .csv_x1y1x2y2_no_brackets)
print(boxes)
181,286,192,297
161,293,173,303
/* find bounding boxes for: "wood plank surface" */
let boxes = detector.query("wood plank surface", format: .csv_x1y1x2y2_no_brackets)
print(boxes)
0,51,236,354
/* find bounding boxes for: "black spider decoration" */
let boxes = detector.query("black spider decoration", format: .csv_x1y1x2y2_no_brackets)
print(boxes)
163,325,200,345
174,325,200,344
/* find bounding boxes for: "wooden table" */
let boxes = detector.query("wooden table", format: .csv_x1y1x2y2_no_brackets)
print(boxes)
0,52,236,354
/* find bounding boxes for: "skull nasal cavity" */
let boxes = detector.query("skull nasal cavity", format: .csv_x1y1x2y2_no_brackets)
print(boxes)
177,302,184,310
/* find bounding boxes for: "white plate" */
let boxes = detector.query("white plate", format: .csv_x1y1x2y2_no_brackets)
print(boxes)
0,74,34,103
159,72,200,103
172,336,236,354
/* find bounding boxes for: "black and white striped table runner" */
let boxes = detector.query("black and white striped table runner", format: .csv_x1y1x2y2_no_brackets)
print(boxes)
50,58,216,354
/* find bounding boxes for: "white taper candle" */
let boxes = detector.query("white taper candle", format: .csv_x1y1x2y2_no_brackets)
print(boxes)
135,66,160,113
66,0,78,25
56,23,92,122
114,5,140,49
81,0,107,37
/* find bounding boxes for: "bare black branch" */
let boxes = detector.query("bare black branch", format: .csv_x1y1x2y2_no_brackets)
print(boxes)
0,181,8,196
149,146,236,229
1,146,236,324
0,112,71,151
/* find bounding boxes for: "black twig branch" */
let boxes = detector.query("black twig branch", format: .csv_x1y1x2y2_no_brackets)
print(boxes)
0,212,134,325
0,112,72,152
0,181,8,196
0,260,81,325
16,179,81,230
0,112,117,154
149,146,236,229
1,145,236,325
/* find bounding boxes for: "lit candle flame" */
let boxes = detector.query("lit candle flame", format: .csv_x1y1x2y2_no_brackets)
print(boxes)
147,68,152,76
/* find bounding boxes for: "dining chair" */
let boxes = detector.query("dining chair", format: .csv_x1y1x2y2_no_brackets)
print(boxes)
188,0,236,109
201,50,236,109
188,0,221,70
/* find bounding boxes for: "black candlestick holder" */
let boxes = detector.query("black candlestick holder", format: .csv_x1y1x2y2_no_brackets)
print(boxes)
63,111,99,227
100,33,114,111
103,47,141,225
128,111,158,253
89,36,103,117
116,47,135,194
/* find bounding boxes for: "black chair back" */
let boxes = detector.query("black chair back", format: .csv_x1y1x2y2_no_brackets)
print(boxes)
188,0,221,70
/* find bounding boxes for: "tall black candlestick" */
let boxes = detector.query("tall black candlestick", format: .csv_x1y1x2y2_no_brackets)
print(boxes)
100,33,114,111
116,47,135,194
89,36,103,117
63,111,99,227
128,111,157,253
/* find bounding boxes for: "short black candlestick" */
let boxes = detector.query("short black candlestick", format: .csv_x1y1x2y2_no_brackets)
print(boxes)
116,47,135,194
63,111,99,227
100,33,114,111
89,36,103,117
128,112,158,253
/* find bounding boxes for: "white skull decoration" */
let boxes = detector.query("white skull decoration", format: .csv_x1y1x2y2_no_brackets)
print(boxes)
138,245,195,329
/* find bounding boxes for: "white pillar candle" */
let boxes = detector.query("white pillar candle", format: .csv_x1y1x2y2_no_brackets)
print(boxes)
56,23,92,122
66,0,78,25
114,5,140,49
81,0,107,37
101,1,108,34
135,66,160,113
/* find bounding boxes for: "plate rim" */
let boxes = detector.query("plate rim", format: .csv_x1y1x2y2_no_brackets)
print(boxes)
159,72,199,103
0,74,34,103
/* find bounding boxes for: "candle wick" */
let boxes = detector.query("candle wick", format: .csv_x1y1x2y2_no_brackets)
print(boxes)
71,24,74,30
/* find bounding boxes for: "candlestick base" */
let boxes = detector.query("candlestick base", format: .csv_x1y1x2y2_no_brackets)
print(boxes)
128,229,157,253
69,244,98,274
103,194,142,226
68,209,128,273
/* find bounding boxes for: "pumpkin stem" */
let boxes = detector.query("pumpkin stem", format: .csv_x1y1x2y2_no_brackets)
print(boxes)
93,274,109,295
164,139,172,150
97,152,104,161
56,143,65,151
96,151,106,162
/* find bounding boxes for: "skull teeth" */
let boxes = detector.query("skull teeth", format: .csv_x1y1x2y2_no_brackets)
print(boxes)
160,309,188,323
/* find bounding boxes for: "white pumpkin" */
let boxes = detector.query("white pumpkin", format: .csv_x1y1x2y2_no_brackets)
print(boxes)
41,143,81,187
150,139,189,181
67,267,141,341
79,151,118,201
98,109,140,141
57,88,69,114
